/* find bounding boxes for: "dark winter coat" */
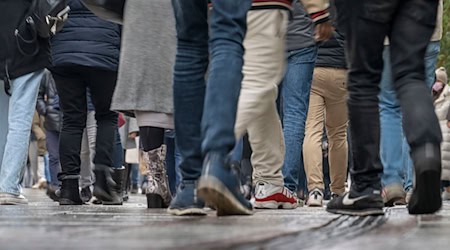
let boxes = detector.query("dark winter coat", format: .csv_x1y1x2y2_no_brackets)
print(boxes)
37,70,62,132
50,0,121,71
0,0,50,80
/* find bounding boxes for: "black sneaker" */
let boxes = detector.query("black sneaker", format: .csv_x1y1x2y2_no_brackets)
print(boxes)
326,191,384,216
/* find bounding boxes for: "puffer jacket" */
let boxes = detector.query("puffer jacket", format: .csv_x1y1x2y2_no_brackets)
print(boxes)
0,0,50,81
434,84,450,181
36,70,62,132
51,0,121,71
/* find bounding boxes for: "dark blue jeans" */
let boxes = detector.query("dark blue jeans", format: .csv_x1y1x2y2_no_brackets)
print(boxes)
280,46,317,193
46,130,61,187
171,0,252,181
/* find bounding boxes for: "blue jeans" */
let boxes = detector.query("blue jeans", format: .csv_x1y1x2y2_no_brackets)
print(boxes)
171,0,252,181
165,130,182,194
380,41,440,188
113,128,123,168
46,130,61,187
0,70,44,195
280,46,317,193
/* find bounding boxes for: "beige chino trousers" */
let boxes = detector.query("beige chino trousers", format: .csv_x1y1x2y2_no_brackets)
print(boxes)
235,9,288,187
303,67,349,195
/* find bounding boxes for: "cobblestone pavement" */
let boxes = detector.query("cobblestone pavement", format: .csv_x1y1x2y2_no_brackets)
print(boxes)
0,189,449,250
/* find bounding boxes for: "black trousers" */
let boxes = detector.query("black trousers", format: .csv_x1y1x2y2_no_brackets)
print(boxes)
52,66,118,180
335,0,442,193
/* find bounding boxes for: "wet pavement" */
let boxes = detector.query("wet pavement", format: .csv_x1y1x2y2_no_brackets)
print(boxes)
0,189,449,250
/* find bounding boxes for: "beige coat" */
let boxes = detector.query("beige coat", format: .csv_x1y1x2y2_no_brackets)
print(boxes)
434,84,450,181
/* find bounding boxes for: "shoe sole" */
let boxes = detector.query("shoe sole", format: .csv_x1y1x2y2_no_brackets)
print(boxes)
147,193,168,209
307,200,323,207
198,176,253,216
167,207,207,216
59,198,83,205
408,170,442,214
0,199,28,205
326,208,384,216
254,201,298,209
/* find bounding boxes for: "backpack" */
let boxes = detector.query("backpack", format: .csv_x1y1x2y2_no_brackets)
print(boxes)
15,0,70,56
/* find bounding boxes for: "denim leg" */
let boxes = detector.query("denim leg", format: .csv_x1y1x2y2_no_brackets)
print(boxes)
112,129,124,168
380,46,404,187
0,70,44,195
172,0,209,181
131,164,139,185
46,130,61,187
281,46,317,192
402,41,441,191
201,0,252,155
171,0,251,180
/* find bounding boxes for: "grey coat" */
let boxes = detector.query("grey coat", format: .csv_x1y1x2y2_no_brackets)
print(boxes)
111,0,175,115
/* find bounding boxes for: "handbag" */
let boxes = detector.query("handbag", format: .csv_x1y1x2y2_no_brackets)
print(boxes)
81,0,125,25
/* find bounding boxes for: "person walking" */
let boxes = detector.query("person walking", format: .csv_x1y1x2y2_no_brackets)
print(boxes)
51,0,122,205
235,0,332,210
281,1,318,201
303,1,348,207
36,70,62,201
0,0,51,205
111,0,177,208
379,0,444,206
328,0,442,216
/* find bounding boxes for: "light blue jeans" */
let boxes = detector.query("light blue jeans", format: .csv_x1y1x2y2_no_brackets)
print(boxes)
281,46,318,193
380,41,440,189
0,70,45,195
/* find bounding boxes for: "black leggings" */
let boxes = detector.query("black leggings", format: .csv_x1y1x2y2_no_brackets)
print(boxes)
139,126,165,152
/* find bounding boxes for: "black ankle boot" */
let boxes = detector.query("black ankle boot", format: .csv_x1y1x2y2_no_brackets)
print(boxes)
112,167,126,204
59,179,83,205
408,143,442,214
94,165,122,205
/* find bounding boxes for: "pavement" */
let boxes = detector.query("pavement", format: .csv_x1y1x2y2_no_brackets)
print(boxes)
0,189,449,250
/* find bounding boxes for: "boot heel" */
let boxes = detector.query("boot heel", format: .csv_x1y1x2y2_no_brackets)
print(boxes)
147,193,165,208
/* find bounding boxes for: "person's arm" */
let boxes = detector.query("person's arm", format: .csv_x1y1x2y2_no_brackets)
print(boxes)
128,117,139,139
300,0,333,41
446,104,450,128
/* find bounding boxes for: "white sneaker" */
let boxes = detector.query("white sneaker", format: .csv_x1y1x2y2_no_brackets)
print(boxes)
442,191,450,201
0,193,28,205
254,181,298,209
32,178,47,189
307,188,324,207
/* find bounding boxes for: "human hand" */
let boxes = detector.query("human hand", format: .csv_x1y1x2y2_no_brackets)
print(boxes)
315,21,334,42
129,132,138,139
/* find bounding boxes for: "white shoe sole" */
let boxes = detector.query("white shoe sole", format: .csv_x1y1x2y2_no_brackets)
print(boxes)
254,200,298,209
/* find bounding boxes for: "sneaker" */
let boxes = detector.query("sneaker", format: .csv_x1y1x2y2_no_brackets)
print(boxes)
167,180,206,216
80,186,93,203
130,184,139,194
32,178,48,189
0,193,28,205
326,191,384,216
307,188,324,207
442,191,450,201
46,185,59,202
198,152,253,216
382,184,406,207
405,188,413,204
331,192,341,199
253,181,298,209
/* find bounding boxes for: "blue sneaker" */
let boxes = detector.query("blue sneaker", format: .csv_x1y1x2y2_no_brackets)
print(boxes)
198,152,253,216
167,180,206,216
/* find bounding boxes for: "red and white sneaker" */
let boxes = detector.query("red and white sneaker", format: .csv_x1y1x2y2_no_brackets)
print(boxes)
253,181,298,209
